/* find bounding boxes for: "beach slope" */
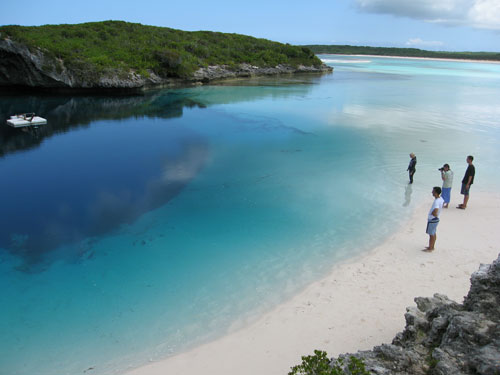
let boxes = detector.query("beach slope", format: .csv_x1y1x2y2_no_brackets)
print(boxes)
125,192,500,375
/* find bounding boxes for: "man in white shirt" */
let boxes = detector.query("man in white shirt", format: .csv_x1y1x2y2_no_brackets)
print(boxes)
424,186,444,252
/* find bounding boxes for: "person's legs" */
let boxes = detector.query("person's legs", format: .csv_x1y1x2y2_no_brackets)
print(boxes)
409,171,414,184
428,234,436,250
459,183,470,208
425,221,438,251
442,188,450,208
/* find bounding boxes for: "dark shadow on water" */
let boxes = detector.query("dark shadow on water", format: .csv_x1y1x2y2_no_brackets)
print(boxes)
3,140,209,272
0,91,210,271
0,82,317,271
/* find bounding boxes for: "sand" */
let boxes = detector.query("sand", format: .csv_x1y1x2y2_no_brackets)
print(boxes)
125,191,500,375
321,53,500,64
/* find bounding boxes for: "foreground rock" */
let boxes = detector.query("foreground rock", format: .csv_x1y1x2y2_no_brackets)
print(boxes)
0,38,332,92
333,255,500,375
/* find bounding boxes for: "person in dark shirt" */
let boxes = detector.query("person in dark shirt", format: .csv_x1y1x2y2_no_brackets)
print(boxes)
407,153,417,184
457,155,475,209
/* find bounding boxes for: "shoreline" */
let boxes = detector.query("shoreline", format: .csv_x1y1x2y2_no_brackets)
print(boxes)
125,191,500,375
0,67,333,96
320,53,500,64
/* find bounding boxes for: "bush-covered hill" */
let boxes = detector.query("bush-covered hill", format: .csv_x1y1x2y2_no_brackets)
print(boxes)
0,21,322,80
304,44,500,61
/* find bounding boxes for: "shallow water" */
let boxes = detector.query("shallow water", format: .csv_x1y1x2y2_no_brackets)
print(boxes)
1,56,500,375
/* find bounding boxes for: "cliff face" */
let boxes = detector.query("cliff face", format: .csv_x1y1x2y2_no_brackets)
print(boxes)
333,255,500,375
0,38,332,91
0,38,162,89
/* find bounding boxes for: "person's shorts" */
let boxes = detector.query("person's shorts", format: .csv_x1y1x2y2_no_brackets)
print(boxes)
461,183,471,196
426,219,439,235
442,187,451,203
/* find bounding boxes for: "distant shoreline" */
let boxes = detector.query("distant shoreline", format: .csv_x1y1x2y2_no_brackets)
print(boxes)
320,53,500,65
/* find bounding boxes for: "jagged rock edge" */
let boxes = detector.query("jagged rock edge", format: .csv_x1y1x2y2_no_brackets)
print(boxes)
331,254,500,375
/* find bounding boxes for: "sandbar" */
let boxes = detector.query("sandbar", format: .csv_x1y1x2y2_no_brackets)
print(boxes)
321,53,500,64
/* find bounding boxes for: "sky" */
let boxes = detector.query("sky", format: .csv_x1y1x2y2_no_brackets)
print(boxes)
1,0,499,52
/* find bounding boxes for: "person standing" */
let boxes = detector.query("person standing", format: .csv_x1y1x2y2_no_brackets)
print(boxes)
457,155,475,209
407,153,417,184
425,186,444,251
440,164,453,208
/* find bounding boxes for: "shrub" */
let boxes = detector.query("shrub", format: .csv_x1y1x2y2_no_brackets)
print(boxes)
0,21,323,80
289,350,371,375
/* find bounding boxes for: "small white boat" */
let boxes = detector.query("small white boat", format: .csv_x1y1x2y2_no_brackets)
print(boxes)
6,113,47,128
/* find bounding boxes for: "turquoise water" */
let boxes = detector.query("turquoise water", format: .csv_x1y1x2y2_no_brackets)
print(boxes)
1,56,500,375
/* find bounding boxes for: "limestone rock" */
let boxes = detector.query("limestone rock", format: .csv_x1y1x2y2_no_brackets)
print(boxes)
330,254,500,375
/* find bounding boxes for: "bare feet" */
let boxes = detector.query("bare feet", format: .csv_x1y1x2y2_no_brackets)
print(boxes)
457,204,466,209
422,247,434,252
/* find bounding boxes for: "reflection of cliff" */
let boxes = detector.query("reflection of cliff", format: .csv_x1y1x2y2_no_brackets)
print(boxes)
1,79,315,157
0,91,205,157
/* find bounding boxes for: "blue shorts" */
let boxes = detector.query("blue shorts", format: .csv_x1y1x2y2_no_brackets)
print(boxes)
461,183,470,196
441,187,451,203
426,219,439,235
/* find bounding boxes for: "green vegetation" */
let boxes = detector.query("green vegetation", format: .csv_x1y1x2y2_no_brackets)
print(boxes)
289,350,371,375
303,45,500,62
0,21,321,80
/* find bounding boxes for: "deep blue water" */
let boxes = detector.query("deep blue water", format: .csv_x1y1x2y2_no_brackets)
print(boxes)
1,56,500,375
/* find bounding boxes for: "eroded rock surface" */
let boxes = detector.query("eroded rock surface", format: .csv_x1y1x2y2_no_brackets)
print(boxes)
332,255,500,375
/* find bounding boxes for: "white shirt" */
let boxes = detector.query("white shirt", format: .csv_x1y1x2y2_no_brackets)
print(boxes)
442,170,454,188
428,197,444,221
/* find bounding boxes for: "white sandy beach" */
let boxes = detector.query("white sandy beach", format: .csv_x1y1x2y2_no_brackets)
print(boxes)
126,191,500,375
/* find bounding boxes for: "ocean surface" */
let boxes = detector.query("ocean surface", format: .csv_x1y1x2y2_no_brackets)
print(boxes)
1,55,500,375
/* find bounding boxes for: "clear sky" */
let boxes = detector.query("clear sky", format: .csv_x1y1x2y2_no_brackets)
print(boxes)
1,0,499,52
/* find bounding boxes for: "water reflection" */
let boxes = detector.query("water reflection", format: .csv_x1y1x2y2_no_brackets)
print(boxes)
0,77,317,157
0,92,213,270
3,140,208,271
0,92,206,157
403,184,412,207
0,80,318,270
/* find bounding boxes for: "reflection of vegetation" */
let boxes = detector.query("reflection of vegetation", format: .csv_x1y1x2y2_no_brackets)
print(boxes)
0,91,205,157
0,21,322,80
0,79,316,157
304,45,500,61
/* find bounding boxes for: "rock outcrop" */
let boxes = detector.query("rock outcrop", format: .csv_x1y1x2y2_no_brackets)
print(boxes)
332,255,500,375
191,63,332,83
0,38,332,92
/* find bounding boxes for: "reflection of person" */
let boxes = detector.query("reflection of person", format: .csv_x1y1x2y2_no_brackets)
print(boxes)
424,186,444,252
407,153,417,184
403,183,412,207
440,164,453,208
457,155,475,209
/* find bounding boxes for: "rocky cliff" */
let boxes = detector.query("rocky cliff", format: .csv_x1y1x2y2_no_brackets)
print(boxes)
0,37,332,92
333,255,500,375
0,38,150,89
